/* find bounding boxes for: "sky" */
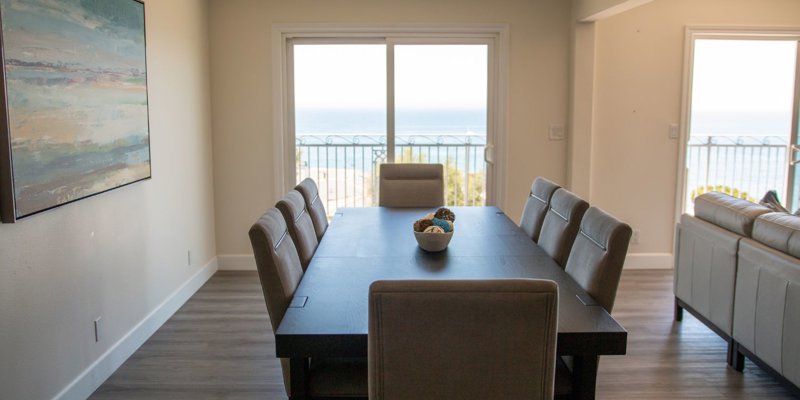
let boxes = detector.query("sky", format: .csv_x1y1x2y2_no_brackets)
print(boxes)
692,39,797,113
293,44,488,110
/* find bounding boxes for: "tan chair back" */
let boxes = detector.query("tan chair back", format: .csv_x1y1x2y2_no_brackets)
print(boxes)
248,208,306,396
565,206,632,312
295,178,328,240
538,188,589,267
520,177,561,242
379,163,444,207
368,279,559,400
277,190,319,270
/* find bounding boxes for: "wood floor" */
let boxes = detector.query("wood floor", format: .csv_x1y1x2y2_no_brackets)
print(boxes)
90,270,798,399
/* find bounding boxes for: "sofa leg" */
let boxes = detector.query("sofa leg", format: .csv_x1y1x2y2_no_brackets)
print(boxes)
729,341,745,372
674,298,683,322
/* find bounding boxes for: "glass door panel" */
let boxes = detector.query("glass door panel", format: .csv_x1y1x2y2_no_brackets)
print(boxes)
293,44,386,213
686,39,797,211
394,44,488,206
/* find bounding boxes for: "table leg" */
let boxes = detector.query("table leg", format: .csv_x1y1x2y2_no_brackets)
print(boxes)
289,357,309,400
571,355,599,400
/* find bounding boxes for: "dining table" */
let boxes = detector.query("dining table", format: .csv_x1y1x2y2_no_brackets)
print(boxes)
275,206,627,400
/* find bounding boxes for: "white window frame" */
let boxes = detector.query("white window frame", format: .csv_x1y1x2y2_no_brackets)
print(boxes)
271,23,509,206
675,26,800,224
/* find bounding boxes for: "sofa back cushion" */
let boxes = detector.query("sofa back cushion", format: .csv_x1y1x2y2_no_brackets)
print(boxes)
694,192,770,237
751,212,800,259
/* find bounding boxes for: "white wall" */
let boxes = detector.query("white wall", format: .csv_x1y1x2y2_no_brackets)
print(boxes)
585,0,800,266
0,1,216,398
209,0,574,263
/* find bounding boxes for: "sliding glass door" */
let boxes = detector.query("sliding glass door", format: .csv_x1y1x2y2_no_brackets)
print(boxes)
394,44,488,206
683,35,800,212
290,39,492,215
292,43,387,210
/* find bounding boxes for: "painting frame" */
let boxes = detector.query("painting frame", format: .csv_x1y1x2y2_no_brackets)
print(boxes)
0,0,151,223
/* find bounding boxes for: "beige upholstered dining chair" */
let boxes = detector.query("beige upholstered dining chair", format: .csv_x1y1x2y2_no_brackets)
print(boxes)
564,206,632,313
295,178,328,241
368,279,559,400
378,163,444,207
277,190,319,271
249,208,367,399
538,188,590,268
555,207,632,399
520,177,562,242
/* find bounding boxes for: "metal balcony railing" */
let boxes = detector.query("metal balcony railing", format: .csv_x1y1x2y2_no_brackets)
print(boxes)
686,135,788,205
296,134,487,216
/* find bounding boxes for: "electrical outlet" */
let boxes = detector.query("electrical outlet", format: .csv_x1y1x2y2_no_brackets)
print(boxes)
93,317,102,342
548,124,565,141
631,230,641,245
187,250,192,266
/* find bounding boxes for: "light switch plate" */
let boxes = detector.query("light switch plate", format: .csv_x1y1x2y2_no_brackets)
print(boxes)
669,124,679,139
549,124,565,141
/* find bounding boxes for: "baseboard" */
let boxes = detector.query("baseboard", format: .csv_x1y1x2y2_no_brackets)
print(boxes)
624,253,673,269
53,257,218,400
218,254,256,270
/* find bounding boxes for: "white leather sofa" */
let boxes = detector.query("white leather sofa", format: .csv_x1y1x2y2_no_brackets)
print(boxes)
674,192,800,395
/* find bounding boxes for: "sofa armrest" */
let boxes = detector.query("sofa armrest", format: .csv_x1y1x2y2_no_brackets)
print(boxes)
674,214,741,335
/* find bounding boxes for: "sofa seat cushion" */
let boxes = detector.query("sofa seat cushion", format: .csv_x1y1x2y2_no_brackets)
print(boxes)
752,212,800,259
694,192,771,236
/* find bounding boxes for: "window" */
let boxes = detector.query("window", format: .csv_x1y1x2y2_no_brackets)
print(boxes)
274,26,507,216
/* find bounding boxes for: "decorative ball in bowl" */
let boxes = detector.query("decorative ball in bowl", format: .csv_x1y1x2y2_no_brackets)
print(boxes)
412,207,456,252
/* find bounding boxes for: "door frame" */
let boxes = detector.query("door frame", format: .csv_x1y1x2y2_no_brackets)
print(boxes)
674,26,800,224
271,23,509,206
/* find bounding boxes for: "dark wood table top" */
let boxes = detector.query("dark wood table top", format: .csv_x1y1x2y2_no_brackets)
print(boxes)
276,206,627,358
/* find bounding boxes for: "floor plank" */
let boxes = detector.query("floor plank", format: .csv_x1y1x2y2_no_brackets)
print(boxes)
90,269,798,399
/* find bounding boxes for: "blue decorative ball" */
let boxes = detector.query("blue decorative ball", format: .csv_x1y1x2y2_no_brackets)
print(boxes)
431,218,452,233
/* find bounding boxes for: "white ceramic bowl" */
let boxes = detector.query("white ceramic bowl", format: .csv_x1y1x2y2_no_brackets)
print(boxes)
414,230,453,252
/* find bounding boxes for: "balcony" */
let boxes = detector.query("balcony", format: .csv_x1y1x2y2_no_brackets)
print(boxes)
685,135,788,205
296,134,486,216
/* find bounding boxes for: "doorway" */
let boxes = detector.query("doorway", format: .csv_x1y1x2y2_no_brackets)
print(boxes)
681,31,800,213
281,30,503,216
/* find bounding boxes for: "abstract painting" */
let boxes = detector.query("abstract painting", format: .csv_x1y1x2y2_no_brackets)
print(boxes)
0,0,150,222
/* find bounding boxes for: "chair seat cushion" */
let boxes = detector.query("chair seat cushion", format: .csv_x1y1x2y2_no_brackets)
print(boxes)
309,357,368,398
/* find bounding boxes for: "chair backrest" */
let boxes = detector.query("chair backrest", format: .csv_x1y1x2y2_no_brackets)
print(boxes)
368,279,558,400
276,190,319,271
248,208,305,331
295,178,328,241
538,188,590,267
565,207,632,313
379,163,444,207
520,177,561,242
248,208,305,396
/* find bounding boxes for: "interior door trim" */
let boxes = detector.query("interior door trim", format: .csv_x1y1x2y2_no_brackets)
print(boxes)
675,26,800,229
